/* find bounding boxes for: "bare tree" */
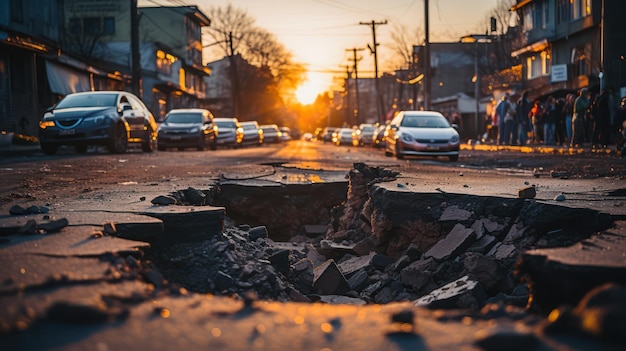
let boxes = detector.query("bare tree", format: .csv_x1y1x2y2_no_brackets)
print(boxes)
62,1,113,61
385,23,424,71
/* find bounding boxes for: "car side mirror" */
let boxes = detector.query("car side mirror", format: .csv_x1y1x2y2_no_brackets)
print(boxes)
119,103,132,115
451,123,459,131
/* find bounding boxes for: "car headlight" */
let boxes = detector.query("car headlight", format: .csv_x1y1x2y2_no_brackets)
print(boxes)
450,134,460,143
83,115,108,125
400,133,415,142
39,120,55,129
189,127,199,133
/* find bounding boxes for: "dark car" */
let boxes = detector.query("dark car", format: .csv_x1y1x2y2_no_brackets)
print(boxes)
214,117,243,148
260,124,282,143
38,91,157,155
157,108,217,151
239,121,264,146
384,110,460,161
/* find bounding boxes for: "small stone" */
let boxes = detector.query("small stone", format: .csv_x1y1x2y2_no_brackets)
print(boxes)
151,195,177,205
9,205,27,215
140,196,146,201
26,205,41,214
249,226,268,241
554,194,566,201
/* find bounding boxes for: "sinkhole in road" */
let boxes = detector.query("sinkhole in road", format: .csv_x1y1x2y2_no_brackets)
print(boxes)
156,163,613,308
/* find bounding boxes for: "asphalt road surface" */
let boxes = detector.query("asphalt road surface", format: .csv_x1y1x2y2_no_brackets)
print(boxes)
1,140,625,207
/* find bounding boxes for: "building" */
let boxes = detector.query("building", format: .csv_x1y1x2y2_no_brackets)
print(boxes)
63,2,212,121
511,0,626,99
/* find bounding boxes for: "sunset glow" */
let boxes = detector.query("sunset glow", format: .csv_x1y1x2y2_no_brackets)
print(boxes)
295,73,326,105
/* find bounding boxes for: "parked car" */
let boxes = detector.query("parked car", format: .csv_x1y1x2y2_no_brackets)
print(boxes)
384,111,460,161
38,91,157,155
372,124,387,148
239,121,264,146
214,117,243,148
321,127,337,143
279,127,292,141
334,127,359,146
157,108,217,151
260,124,282,143
358,124,377,146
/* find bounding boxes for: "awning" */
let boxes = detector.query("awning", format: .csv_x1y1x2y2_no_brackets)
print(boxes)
510,0,533,11
45,60,92,95
511,38,549,58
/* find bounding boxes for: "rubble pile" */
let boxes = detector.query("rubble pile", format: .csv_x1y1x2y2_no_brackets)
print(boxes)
149,163,610,312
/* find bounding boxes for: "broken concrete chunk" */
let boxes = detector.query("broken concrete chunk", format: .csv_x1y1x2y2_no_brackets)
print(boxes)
424,223,476,261
518,186,536,199
352,236,377,256
399,257,438,292
313,259,350,295
249,226,268,241
18,219,38,234
439,205,472,221
338,252,376,277
103,222,117,236
38,218,69,233
347,269,369,292
487,243,517,260
268,249,290,275
463,253,500,290
414,275,486,310
503,223,526,243
466,235,497,254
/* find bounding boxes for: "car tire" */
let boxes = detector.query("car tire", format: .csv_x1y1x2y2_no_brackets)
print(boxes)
41,143,58,155
197,136,205,151
142,126,156,153
158,145,166,151
448,155,459,162
395,144,404,159
75,145,88,153
210,136,217,151
107,122,128,154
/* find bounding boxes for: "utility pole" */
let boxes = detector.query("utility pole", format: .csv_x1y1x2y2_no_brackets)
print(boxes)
360,20,387,124
344,65,351,123
227,31,240,117
423,0,431,110
347,48,364,124
130,0,141,97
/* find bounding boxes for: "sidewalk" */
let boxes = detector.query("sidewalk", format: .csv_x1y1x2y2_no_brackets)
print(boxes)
461,141,617,156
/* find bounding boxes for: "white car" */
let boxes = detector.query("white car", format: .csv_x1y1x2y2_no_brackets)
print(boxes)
384,111,460,161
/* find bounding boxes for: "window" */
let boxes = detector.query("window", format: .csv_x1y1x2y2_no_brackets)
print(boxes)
523,6,534,31
68,18,81,33
83,17,101,35
103,17,115,35
10,0,24,24
571,45,590,76
526,51,550,79
571,0,591,21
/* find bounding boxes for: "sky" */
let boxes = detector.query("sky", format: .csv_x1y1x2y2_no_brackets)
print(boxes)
141,0,505,103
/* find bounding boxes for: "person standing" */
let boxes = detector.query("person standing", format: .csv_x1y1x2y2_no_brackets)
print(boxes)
502,94,517,145
543,96,557,145
495,94,509,145
572,88,590,147
555,97,566,146
517,90,532,145
593,89,611,147
562,93,575,143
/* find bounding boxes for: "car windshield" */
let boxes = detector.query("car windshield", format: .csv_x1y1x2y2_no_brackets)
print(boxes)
361,126,376,132
262,127,277,133
401,115,450,128
55,94,118,109
242,124,257,130
215,121,237,128
165,113,202,124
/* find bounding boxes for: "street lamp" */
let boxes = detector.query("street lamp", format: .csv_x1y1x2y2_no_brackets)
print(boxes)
460,34,492,140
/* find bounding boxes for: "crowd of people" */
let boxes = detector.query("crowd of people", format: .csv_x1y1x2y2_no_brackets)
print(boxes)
488,88,626,150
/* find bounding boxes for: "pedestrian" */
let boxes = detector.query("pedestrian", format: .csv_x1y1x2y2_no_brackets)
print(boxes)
517,90,532,145
495,94,509,145
585,91,596,143
591,89,611,148
555,97,566,146
572,88,590,147
502,94,517,145
530,100,544,144
543,96,557,145
562,93,575,142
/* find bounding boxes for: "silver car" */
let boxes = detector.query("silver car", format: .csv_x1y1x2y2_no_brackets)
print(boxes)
157,108,217,151
384,111,460,161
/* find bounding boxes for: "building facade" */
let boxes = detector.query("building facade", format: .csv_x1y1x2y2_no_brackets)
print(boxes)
511,0,626,99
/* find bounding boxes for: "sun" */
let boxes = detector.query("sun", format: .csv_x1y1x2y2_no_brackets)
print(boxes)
295,73,327,105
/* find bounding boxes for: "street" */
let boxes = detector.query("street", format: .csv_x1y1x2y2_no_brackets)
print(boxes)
1,140,626,350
